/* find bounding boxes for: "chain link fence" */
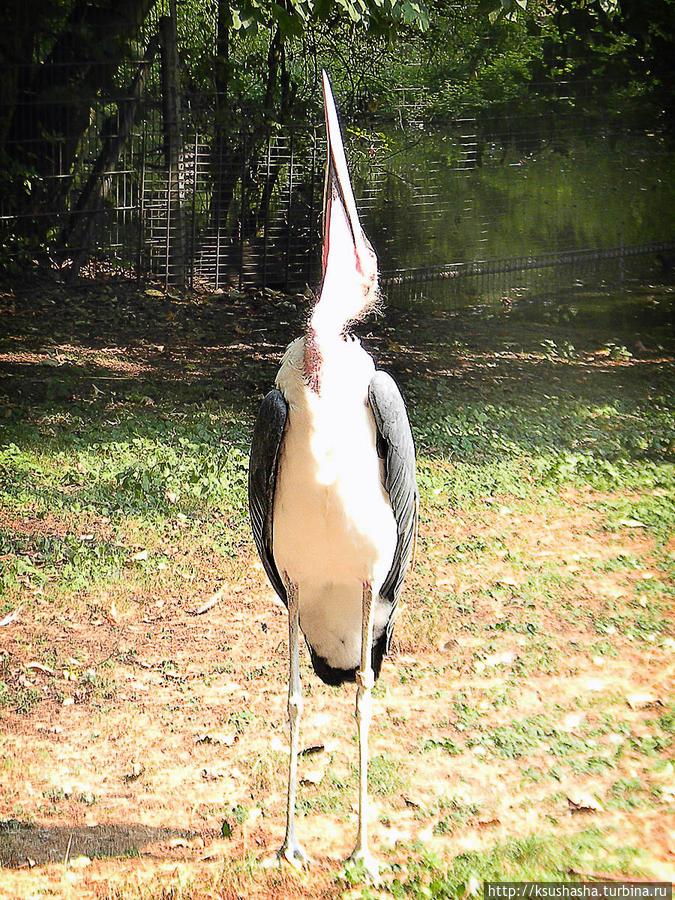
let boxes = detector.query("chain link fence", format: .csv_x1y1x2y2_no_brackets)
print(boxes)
2,39,674,302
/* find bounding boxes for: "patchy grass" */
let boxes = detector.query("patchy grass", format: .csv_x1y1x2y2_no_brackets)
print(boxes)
0,272,673,898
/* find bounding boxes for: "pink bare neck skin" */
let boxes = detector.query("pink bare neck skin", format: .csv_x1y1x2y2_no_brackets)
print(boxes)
303,325,323,393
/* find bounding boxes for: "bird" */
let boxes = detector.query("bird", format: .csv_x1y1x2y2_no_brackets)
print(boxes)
248,71,418,878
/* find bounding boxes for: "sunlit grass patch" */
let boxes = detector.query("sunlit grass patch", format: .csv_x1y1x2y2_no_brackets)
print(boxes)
367,752,408,796
359,828,646,898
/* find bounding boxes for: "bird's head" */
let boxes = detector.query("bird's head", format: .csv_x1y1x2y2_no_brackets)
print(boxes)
307,72,379,354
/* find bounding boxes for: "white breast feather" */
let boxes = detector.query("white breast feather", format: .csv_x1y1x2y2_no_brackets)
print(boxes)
272,336,397,670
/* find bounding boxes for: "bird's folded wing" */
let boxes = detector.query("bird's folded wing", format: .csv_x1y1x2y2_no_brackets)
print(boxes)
367,370,418,645
248,389,288,605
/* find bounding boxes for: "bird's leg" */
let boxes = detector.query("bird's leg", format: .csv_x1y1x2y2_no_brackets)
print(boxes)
347,582,381,881
278,577,310,867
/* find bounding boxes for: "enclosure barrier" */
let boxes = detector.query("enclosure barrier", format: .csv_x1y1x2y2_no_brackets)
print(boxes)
2,41,674,296
380,241,675,287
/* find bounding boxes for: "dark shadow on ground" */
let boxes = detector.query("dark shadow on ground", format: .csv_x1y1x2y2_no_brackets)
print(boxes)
0,820,198,868
0,269,673,463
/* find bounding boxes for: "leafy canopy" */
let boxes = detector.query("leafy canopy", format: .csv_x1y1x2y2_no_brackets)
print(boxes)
223,0,431,37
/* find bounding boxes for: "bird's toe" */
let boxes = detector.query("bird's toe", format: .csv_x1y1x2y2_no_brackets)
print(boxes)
345,849,382,882
277,840,312,869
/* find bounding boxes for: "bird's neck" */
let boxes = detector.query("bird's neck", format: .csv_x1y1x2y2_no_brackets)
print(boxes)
304,320,355,395
304,287,353,394
303,325,324,394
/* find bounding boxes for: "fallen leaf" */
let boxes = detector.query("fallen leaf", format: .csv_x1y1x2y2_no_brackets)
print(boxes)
626,692,661,710
301,766,326,785
124,759,145,782
25,662,55,676
484,650,514,667
561,712,585,732
0,605,23,627
196,731,236,746
301,744,325,757
567,791,603,813
106,601,119,624
476,815,500,827
191,589,224,616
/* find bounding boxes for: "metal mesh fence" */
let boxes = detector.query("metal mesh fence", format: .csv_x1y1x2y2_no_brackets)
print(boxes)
2,47,674,299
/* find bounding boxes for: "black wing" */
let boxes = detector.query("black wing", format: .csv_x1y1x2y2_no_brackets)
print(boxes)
368,370,418,650
248,389,288,606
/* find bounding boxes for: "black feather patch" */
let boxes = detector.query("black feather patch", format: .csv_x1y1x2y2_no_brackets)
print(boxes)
308,630,388,686
368,370,418,653
248,389,288,606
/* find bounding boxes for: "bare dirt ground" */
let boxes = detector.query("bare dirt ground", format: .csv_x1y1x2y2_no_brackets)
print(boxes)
0,274,673,899
1,505,673,899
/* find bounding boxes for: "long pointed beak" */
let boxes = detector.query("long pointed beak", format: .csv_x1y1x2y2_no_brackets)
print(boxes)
321,71,377,294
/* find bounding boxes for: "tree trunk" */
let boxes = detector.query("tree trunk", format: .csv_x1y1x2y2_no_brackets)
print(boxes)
210,2,244,237
62,33,159,279
3,0,158,236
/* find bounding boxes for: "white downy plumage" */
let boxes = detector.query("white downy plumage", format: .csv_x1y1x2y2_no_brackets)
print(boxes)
273,333,397,671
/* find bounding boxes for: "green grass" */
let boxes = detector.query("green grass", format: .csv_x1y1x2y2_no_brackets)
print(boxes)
432,796,482,834
0,278,673,893
338,828,645,898
2,287,673,617
367,753,407,796
0,406,251,618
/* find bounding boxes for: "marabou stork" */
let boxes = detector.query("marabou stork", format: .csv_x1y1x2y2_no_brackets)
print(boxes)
248,71,418,877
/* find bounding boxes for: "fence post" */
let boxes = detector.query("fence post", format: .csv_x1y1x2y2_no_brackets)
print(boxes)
238,131,247,291
191,130,198,289
159,12,186,290
137,122,147,280
263,133,271,288
307,127,318,287
284,129,294,291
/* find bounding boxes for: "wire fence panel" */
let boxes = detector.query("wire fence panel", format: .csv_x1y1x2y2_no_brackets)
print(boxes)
2,52,674,297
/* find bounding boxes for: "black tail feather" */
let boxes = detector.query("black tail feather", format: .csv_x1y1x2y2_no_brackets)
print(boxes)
307,629,389,687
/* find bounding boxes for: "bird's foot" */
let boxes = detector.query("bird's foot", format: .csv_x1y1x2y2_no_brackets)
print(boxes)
277,838,312,869
344,848,382,882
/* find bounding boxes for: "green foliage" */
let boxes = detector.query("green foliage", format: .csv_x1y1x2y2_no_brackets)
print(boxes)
221,0,430,38
115,438,248,513
381,829,641,898
0,417,249,521
0,679,43,715
423,737,463,755
367,753,406,795
433,796,481,834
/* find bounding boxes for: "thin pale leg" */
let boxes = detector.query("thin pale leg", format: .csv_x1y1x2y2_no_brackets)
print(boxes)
278,576,310,866
347,582,381,880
